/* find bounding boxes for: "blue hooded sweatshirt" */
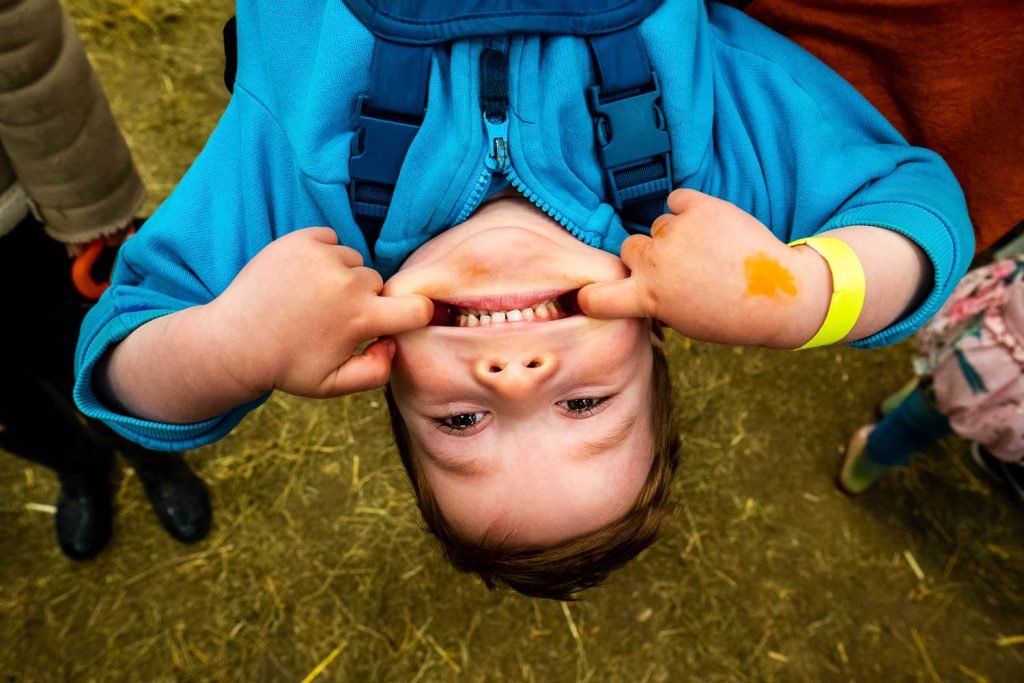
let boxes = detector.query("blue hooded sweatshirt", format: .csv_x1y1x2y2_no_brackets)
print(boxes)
74,0,974,450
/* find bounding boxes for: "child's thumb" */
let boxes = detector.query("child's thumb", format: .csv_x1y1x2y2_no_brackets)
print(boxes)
577,278,646,320
370,294,435,336
323,338,396,396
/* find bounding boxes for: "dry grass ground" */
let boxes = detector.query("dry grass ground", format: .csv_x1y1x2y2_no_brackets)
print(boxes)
2,2,1023,681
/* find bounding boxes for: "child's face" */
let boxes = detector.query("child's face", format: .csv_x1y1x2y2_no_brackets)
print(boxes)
384,197,655,547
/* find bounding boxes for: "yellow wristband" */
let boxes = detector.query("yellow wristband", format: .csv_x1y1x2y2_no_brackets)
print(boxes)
788,236,866,350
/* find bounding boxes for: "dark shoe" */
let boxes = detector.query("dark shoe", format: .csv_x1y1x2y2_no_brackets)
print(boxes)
970,443,1024,504
55,469,113,560
132,455,212,543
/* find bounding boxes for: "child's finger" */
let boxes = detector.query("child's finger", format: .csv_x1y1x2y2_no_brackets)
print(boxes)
650,213,673,238
299,226,341,245
323,338,395,395
666,188,706,214
577,278,647,320
365,294,435,336
353,264,385,292
619,234,653,270
336,245,366,269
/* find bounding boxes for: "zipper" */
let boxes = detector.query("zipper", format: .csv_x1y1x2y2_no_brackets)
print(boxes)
484,115,510,172
452,154,490,225
453,40,595,245
451,38,510,224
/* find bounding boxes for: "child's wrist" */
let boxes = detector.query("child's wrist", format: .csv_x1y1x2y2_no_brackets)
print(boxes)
787,236,866,349
197,300,272,401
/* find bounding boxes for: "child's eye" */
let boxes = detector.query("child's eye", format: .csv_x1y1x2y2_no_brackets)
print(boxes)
436,411,488,434
560,397,610,418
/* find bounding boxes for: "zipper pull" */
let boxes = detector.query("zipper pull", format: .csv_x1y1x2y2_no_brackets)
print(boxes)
481,45,510,172
484,113,509,171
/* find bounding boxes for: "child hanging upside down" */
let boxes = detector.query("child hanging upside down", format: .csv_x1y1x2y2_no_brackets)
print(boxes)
74,0,973,599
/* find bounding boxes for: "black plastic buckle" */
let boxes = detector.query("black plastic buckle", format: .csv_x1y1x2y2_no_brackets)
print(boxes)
349,95,423,221
587,73,673,209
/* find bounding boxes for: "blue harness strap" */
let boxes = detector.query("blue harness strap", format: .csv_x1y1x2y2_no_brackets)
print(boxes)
588,28,652,95
367,40,431,117
343,2,671,250
587,27,673,233
349,39,432,256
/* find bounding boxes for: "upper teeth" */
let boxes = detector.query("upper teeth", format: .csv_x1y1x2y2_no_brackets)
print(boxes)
456,299,564,327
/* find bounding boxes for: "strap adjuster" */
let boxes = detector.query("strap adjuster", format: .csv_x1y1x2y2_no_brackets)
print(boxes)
587,72,672,209
349,95,423,220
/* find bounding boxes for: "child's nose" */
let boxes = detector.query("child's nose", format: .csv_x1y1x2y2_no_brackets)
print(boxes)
474,355,556,398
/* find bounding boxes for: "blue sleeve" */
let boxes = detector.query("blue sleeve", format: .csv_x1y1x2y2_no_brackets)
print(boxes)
73,88,328,451
705,2,974,348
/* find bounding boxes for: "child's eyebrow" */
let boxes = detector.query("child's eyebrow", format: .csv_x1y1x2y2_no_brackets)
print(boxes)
576,410,639,460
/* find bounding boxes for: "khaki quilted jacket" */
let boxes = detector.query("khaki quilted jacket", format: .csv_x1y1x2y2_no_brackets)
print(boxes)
0,0,145,243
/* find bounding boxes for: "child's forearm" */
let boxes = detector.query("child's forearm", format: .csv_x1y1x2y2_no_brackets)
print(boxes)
578,191,935,350
91,228,434,426
95,304,262,424
778,225,932,348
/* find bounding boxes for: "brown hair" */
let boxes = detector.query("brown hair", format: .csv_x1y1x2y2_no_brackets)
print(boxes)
385,344,680,601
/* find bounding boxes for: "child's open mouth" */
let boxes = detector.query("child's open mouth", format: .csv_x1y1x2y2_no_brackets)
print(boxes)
429,290,581,327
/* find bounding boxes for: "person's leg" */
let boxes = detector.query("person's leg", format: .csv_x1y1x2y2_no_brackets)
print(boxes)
0,374,114,559
0,215,116,559
0,0,146,244
2,215,213,546
0,143,26,237
865,385,953,466
878,376,920,417
839,384,952,494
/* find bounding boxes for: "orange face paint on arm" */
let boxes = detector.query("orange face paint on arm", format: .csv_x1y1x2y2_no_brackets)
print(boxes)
744,253,798,298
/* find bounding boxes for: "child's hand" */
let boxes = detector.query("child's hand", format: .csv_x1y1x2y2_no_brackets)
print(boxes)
211,227,433,398
578,189,830,347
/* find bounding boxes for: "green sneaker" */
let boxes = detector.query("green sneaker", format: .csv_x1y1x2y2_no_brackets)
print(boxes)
837,425,891,495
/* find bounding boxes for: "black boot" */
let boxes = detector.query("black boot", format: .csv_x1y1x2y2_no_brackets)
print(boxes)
55,459,114,560
124,448,212,543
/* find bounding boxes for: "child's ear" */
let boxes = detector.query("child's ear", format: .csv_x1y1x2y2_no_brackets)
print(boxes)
649,319,666,348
